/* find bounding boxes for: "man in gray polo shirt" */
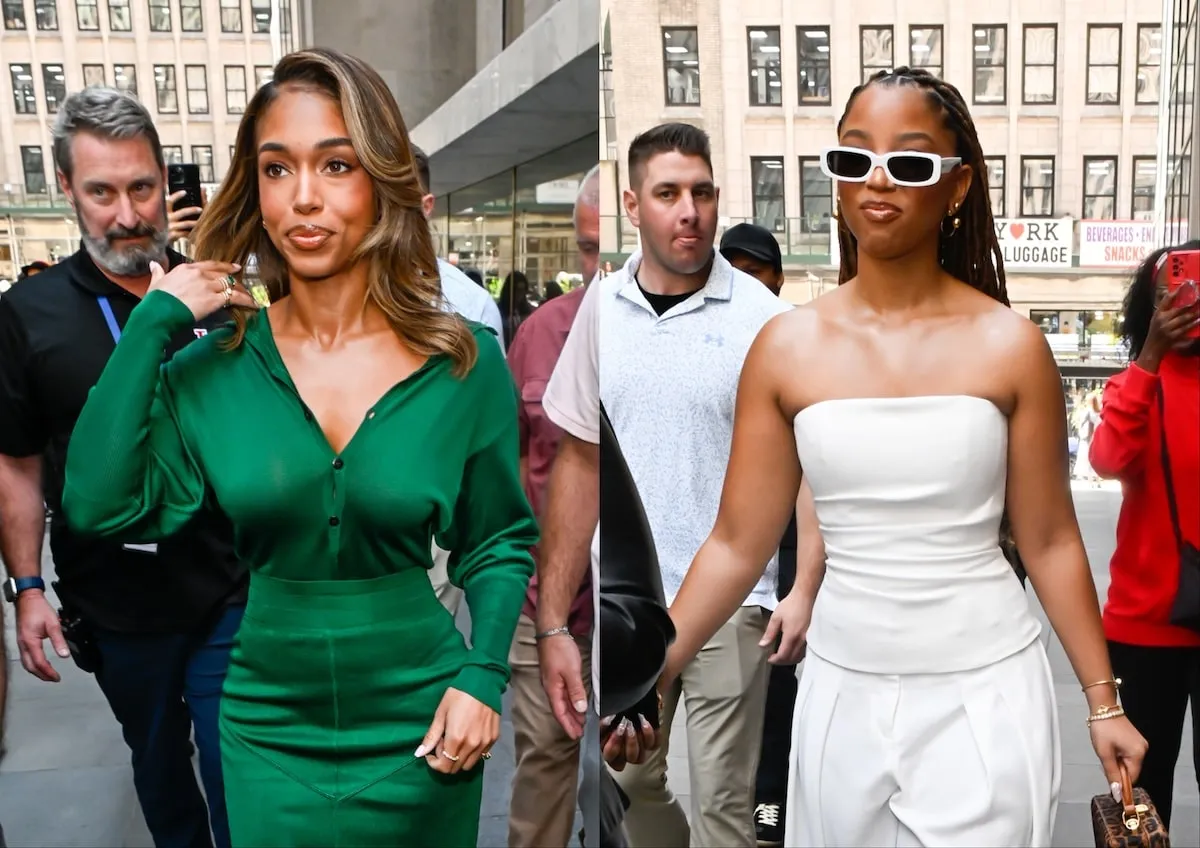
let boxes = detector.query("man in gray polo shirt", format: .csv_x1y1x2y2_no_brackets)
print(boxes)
600,123,792,847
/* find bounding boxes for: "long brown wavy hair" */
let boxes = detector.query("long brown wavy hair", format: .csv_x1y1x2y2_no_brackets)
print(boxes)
190,48,477,375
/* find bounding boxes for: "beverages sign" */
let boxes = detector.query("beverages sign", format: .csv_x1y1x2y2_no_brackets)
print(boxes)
1079,220,1166,268
994,218,1074,269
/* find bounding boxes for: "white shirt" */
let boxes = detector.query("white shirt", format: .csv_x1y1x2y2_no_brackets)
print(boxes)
543,280,601,713
437,258,505,351
598,250,792,610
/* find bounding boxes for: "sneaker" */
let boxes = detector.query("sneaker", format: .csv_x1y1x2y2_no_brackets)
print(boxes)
754,802,784,847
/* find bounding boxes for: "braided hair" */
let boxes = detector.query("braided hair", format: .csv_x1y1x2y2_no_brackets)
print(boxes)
834,67,1009,308
834,68,1025,579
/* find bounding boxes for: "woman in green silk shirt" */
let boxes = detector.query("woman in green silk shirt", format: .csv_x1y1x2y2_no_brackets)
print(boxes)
62,48,537,847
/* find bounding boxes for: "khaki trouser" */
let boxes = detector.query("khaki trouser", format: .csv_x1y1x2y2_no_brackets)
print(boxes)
429,542,464,616
508,614,593,848
611,606,770,848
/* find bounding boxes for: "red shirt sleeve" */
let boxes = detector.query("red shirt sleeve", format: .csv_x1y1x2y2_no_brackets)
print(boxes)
507,322,531,460
1090,363,1160,481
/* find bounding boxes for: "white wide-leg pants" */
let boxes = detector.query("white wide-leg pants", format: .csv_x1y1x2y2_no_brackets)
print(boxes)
785,640,1061,847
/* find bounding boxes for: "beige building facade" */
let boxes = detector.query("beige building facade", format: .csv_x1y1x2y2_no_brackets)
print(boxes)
0,0,294,274
602,0,1195,371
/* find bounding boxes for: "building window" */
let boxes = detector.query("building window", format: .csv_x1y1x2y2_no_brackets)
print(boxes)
250,0,269,33
751,157,785,233
1022,25,1056,104
909,26,942,78
113,64,137,96
108,0,131,30
75,0,98,30
185,64,208,114
748,27,782,106
254,64,273,89
34,0,57,29
192,145,214,182
1166,155,1191,210
21,146,47,194
3,0,26,29
985,156,1006,216
1020,156,1055,217
799,156,832,234
1083,157,1118,219
797,27,831,105
1135,25,1161,104
1131,156,1155,218
162,145,184,165
220,0,241,32
1086,24,1121,104
860,26,893,84
42,64,66,112
9,64,36,114
148,0,170,30
225,65,247,113
179,0,201,30
973,26,1007,104
1029,310,1060,333
82,63,104,86
154,65,178,113
661,28,700,106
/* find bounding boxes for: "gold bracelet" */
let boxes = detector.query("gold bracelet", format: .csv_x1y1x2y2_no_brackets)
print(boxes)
1087,704,1126,727
1082,677,1122,692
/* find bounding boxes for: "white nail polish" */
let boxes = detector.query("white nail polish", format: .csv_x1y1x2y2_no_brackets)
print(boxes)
414,744,428,758
1111,781,1122,803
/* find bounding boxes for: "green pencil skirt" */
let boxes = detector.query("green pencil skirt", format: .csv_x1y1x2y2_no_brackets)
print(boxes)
219,569,484,847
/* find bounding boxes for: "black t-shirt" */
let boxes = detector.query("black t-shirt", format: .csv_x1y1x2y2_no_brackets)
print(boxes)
635,280,701,317
0,246,247,633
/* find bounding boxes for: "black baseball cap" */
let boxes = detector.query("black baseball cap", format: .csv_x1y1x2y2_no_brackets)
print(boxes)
719,223,782,273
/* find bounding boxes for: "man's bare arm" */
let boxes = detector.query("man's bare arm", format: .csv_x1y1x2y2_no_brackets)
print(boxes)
535,432,598,631
0,454,45,581
0,454,45,750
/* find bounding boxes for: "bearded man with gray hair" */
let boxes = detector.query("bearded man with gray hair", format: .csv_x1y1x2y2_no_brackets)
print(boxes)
0,87,245,848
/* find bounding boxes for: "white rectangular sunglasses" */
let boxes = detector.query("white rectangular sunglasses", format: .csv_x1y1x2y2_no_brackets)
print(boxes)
819,146,962,188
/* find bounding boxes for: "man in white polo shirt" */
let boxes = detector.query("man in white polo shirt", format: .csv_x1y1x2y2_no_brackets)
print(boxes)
600,123,792,848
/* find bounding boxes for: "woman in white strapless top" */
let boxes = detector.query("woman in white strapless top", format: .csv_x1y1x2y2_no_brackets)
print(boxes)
661,69,1147,848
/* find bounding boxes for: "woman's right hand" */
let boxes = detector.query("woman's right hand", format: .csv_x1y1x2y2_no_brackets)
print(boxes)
1139,283,1200,371
148,260,256,320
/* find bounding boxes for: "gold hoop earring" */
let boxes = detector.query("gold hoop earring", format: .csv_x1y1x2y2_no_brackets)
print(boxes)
940,214,961,237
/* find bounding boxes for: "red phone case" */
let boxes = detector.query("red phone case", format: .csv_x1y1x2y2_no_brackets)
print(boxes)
1165,249,1200,337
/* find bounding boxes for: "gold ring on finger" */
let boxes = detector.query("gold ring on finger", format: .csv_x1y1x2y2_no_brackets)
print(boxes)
481,751,492,760
441,750,459,762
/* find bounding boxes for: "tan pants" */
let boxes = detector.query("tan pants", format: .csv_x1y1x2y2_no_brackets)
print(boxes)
508,613,593,848
429,542,464,616
612,606,770,848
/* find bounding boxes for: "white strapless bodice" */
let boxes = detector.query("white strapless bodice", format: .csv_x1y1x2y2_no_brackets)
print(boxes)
796,395,1042,674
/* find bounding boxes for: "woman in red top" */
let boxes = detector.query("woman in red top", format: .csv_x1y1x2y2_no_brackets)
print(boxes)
1091,239,1200,827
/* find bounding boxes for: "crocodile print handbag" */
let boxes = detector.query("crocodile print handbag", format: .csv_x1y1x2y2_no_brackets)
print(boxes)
1091,764,1169,848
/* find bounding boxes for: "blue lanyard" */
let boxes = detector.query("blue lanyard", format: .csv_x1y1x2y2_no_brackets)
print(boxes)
96,296,121,344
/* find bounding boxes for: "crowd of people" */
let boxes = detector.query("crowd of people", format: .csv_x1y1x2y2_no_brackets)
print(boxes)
0,47,603,848
0,47,1197,848
584,67,1196,848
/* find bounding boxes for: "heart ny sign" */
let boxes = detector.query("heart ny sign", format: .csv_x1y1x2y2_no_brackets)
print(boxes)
993,218,1074,269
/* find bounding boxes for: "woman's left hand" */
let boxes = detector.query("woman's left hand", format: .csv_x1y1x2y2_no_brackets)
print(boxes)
416,687,499,775
1090,715,1149,789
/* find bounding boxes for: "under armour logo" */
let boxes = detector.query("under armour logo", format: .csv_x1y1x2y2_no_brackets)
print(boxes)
703,333,724,347
194,328,208,338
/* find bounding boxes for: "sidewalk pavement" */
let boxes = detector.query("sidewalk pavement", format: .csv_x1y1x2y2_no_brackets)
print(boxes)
0,539,584,847
665,487,1200,847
